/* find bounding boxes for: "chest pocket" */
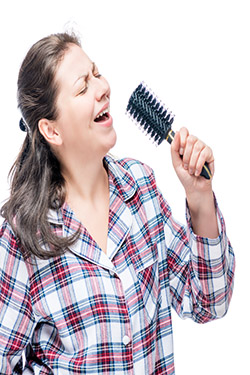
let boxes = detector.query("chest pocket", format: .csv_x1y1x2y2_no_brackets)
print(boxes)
135,242,160,325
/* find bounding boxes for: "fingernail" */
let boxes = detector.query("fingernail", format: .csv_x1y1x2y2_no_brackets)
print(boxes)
184,164,188,170
179,147,184,155
195,170,199,177
189,168,194,175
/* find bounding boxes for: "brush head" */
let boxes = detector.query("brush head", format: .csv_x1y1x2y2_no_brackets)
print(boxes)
126,82,175,145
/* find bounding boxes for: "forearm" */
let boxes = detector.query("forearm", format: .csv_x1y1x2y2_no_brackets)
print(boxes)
165,188,235,322
170,128,219,238
186,189,219,238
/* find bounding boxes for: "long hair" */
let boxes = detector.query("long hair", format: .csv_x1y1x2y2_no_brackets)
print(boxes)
1,33,82,259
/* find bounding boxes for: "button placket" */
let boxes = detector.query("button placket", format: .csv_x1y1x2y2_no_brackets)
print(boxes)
109,270,115,277
113,274,133,349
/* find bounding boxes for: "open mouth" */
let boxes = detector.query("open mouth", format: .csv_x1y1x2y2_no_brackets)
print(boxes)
94,107,110,122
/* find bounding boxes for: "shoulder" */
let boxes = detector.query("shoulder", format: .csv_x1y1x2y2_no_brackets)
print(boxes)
0,219,24,264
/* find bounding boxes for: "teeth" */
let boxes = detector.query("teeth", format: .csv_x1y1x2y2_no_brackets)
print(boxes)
95,107,109,119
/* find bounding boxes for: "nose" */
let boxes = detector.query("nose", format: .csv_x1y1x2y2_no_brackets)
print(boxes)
94,76,111,102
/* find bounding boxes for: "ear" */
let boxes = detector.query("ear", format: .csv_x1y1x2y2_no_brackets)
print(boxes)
38,119,62,146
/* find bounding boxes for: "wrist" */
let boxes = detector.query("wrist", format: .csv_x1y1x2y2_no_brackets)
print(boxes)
186,189,219,238
186,188,215,214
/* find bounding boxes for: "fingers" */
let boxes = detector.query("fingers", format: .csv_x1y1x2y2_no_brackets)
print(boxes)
184,137,205,176
194,146,214,177
173,127,214,177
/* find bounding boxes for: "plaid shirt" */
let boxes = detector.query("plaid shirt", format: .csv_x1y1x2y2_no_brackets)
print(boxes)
0,155,235,374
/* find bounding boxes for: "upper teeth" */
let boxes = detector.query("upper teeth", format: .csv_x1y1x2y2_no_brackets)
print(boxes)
96,107,109,119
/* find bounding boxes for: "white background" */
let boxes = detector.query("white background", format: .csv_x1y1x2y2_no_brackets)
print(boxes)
0,0,249,373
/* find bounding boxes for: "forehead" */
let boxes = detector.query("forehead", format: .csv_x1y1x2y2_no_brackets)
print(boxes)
55,44,92,87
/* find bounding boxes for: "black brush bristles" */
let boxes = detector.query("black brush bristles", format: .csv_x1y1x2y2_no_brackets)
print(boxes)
126,82,212,180
126,82,174,145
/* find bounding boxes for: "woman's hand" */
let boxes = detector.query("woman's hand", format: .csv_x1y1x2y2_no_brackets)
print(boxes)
171,127,215,196
171,127,219,238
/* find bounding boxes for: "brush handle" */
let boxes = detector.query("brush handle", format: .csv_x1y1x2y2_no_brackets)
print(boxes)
166,130,212,180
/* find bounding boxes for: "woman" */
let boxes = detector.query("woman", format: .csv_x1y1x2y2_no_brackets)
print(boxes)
0,33,235,374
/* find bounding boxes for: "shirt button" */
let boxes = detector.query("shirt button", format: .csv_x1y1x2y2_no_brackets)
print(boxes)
123,335,131,346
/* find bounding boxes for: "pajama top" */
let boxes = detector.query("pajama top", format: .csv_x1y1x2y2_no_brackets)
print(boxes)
0,155,235,374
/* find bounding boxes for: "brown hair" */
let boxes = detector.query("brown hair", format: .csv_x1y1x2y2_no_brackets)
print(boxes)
1,33,81,259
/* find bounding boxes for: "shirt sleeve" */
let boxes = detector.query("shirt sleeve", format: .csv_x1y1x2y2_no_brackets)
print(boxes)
158,191,235,324
0,221,36,374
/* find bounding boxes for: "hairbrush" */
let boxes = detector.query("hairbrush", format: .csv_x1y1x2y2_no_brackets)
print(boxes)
126,82,211,180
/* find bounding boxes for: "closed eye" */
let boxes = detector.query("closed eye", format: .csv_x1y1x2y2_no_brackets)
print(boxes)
77,63,101,95
78,86,88,95
92,62,101,78
77,72,89,95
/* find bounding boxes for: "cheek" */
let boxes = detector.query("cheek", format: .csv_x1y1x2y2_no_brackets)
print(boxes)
59,99,94,129
73,97,95,126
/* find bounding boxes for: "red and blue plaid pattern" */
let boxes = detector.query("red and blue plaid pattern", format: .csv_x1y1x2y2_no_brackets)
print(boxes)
0,155,235,374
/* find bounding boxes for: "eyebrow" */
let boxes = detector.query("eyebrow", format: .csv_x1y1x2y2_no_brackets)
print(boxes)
74,62,96,86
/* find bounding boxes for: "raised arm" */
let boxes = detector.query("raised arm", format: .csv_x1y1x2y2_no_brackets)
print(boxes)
171,127,218,238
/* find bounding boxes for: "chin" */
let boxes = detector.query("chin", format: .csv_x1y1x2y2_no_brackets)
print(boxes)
105,127,117,152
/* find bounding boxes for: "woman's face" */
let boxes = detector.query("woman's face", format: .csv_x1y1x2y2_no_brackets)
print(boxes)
52,43,116,162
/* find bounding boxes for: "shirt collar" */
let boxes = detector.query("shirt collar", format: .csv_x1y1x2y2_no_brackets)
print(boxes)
104,154,137,202
47,206,64,225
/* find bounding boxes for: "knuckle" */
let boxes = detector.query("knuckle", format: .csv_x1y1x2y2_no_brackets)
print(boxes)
189,159,196,170
194,140,205,152
179,127,189,147
186,135,197,146
180,126,189,134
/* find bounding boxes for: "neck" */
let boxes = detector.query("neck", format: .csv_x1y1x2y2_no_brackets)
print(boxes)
62,154,109,204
